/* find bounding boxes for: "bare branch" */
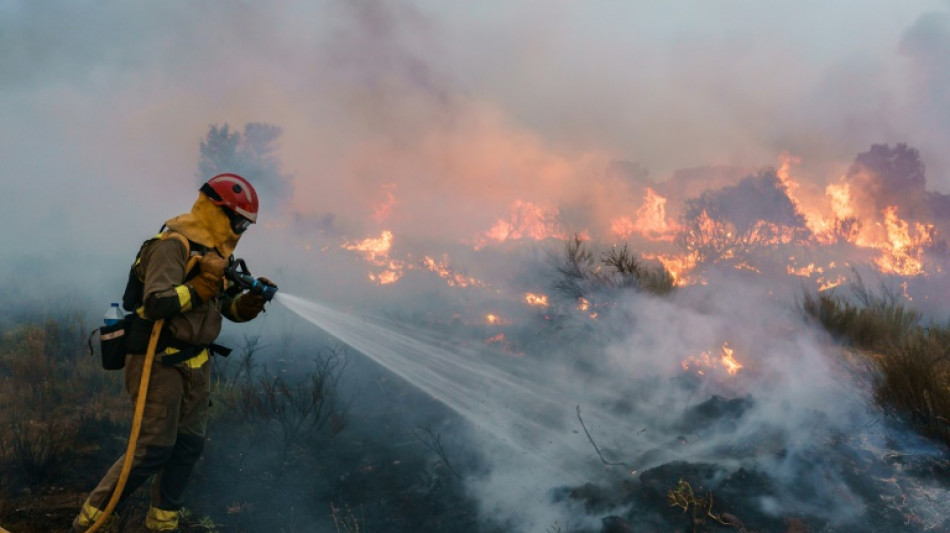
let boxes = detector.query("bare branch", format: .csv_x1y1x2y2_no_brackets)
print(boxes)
576,405,636,472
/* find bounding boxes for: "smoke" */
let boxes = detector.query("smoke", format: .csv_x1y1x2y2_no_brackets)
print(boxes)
5,0,950,259
197,123,293,209
900,9,950,181
277,270,950,531
4,1,950,531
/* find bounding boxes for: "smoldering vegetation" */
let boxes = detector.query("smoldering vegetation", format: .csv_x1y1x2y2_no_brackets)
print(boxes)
3,221,950,532
0,300,487,532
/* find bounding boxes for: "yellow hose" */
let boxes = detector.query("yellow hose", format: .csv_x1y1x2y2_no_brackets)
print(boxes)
82,316,164,533
84,255,200,533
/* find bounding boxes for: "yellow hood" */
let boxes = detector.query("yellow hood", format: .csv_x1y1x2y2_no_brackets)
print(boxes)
164,192,241,257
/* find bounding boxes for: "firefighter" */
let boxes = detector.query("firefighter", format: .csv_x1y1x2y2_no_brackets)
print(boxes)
72,174,273,532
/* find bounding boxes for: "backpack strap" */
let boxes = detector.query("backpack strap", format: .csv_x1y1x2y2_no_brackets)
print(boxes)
158,230,192,259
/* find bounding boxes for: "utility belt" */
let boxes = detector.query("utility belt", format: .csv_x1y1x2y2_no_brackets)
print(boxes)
126,314,232,367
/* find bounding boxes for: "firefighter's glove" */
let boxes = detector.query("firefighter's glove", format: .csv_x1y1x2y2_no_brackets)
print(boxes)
190,253,227,303
234,277,273,320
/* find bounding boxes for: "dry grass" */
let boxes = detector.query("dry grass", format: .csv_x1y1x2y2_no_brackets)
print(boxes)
0,313,350,531
206,336,349,483
801,277,950,446
0,316,126,490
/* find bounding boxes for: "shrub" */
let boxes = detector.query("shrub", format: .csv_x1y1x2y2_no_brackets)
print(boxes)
209,337,348,477
0,315,126,491
801,276,950,446
552,235,675,303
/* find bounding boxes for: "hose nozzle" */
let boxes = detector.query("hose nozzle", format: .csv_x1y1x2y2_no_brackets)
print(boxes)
224,258,278,301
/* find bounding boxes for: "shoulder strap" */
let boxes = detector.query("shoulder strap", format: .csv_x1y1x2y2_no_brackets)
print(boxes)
159,230,191,258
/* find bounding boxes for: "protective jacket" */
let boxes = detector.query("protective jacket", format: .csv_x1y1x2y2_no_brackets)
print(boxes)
126,193,258,366
73,191,262,533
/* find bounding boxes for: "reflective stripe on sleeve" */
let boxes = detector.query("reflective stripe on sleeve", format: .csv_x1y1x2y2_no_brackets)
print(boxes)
175,285,193,312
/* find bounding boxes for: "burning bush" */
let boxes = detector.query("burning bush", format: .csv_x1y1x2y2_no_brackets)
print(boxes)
676,170,811,266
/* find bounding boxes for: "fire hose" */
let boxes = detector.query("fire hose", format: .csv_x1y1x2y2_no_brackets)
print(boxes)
83,254,201,533
82,315,167,533
0,317,168,533
0,317,162,533
0,255,274,532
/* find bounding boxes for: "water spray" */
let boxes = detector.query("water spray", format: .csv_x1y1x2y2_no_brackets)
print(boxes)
272,292,617,478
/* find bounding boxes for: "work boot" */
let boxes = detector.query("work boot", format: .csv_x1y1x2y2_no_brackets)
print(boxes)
71,501,116,532
145,505,181,532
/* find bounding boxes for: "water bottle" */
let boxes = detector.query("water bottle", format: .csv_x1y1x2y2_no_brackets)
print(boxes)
104,302,124,326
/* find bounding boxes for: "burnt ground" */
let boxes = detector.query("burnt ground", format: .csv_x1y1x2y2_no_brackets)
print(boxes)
557,394,950,533
0,349,488,533
4,382,950,533
3,311,950,533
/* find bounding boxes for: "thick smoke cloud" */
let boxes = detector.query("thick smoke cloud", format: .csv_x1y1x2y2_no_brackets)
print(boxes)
4,1,950,530
4,1,950,265
900,10,950,171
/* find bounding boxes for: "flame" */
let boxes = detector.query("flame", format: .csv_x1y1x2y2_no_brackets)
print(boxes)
475,200,567,248
343,231,491,287
485,313,509,325
577,297,590,311
524,292,549,307
421,255,486,288
720,343,742,376
818,275,847,291
643,251,700,286
681,350,714,375
733,262,760,273
576,297,598,319
611,189,678,242
342,230,407,284
775,152,837,239
611,216,635,240
826,180,853,221
634,188,678,241
872,206,932,276
342,230,395,264
787,262,822,277
776,152,802,195
682,342,743,376
369,268,402,285
344,152,942,297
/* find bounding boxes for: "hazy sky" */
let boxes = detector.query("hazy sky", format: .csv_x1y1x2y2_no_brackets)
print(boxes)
3,0,950,288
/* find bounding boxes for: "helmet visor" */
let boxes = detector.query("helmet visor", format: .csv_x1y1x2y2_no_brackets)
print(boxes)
232,216,252,234
225,208,253,234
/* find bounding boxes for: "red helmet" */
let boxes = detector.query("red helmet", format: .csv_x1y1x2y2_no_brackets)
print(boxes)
200,173,259,223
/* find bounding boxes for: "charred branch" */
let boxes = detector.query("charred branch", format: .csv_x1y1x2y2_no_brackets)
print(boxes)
575,405,636,472
412,423,462,480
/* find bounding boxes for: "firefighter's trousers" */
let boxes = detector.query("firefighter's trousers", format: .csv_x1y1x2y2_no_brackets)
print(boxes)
76,350,211,526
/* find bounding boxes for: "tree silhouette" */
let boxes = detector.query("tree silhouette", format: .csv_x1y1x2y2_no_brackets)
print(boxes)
677,170,809,264
197,123,291,209
847,143,928,220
